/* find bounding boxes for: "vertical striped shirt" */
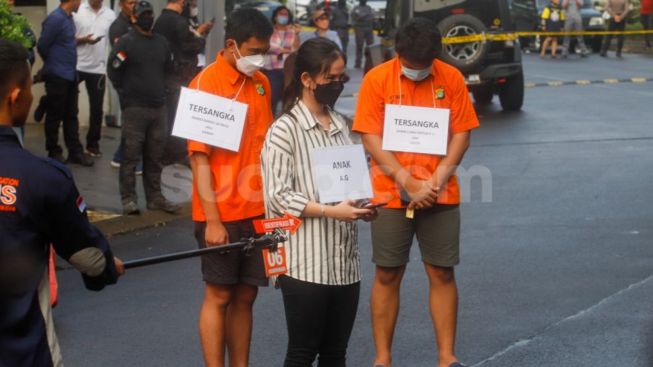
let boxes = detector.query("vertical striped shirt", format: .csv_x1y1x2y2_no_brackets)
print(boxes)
261,101,361,286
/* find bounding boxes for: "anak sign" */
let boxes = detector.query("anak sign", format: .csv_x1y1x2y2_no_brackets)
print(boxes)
382,104,450,156
311,144,373,204
172,87,248,152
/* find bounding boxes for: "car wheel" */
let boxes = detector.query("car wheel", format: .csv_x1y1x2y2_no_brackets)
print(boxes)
499,71,524,112
472,85,493,105
437,14,488,73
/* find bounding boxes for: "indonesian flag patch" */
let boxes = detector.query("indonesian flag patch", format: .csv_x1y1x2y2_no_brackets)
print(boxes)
112,51,127,69
76,196,87,213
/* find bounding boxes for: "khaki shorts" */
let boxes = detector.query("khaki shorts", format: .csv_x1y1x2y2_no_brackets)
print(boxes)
370,205,460,268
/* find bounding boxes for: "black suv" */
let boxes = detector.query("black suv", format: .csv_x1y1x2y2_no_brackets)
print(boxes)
374,0,524,111
511,0,606,52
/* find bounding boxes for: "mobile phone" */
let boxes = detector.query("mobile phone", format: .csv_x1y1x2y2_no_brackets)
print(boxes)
364,202,388,209
94,35,104,41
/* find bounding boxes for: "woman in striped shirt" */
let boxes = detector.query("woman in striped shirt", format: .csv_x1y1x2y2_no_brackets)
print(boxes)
261,37,376,366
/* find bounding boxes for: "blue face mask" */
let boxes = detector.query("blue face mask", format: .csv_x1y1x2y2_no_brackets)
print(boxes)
277,15,289,25
401,65,431,82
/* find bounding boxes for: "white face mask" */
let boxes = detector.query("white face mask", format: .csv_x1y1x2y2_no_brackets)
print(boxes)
401,65,431,82
190,7,198,17
234,45,265,77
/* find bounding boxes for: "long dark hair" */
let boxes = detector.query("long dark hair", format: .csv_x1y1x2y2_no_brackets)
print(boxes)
282,38,345,117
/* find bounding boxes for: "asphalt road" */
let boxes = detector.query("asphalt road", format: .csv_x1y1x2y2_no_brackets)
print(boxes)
52,52,653,366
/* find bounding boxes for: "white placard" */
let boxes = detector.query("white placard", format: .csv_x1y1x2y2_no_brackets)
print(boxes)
382,104,450,156
311,144,374,204
172,87,248,152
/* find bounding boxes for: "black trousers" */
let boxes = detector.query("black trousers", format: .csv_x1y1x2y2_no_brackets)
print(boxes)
642,14,652,47
44,75,83,156
119,106,167,204
262,69,284,115
354,27,374,67
163,86,190,165
601,19,626,55
78,71,106,150
279,276,360,367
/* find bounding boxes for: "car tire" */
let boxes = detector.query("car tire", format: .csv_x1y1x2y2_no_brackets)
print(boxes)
499,71,524,111
472,85,493,105
437,14,488,73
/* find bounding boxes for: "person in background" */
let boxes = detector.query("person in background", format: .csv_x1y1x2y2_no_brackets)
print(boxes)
182,0,206,73
353,18,479,367
154,0,213,166
302,8,343,50
561,0,590,57
642,0,653,48
601,0,630,57
330,0,350,55
108,0,137,170
187,8,273,367
262,37,376,367
37,0,95,166
540,0,565,58
109,0,135,45
73,0,116,158
107,0,180,215
0,39,124,367
263,5,300,115
351,0,374,69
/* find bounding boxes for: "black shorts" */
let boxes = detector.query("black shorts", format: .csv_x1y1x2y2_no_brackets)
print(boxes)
194,216,268,287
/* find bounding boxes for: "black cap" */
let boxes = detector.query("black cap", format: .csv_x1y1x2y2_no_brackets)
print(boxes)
134,0,153,16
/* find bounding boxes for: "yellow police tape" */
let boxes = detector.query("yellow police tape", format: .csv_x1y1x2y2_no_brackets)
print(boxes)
442,29,653,44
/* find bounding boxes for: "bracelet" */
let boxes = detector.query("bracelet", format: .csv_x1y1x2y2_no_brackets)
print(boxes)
320,204,326,217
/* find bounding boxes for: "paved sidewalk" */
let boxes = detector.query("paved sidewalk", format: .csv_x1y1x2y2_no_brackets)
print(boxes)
22,123,192,236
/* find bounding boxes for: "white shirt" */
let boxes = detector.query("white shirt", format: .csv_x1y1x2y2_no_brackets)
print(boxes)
261,101,361,286
73,2,116,74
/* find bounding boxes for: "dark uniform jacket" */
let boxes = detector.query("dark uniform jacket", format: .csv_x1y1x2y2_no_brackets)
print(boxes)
153,8,205,85
0,126,119,366
107,29,174,108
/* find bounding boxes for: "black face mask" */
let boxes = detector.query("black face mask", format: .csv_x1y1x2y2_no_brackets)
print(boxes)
136,14,154,31
314,81,344,108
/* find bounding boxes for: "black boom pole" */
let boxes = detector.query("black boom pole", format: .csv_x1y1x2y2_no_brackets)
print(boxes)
123,230,287,270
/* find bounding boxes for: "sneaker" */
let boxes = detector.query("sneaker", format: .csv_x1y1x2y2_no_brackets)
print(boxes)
48,153,66,164
136,163,143,175
66,153,94,167
147,199,181,214
122,201,140,215
110,160,121,168
86,147,102,158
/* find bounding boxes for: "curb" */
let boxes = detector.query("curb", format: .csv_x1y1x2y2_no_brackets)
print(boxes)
92,202,192,238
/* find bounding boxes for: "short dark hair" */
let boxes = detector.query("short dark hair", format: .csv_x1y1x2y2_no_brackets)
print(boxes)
395,18,442,66
0,40,30,99
271,5,293,25
225,8,273,45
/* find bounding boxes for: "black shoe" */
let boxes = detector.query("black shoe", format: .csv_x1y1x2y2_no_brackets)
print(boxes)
33,97,46,122
85,147,102,157
66,153,94,167
147,199,181,214
48,152,65,164
616,52,622,58
600,52,607,57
